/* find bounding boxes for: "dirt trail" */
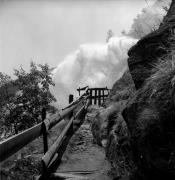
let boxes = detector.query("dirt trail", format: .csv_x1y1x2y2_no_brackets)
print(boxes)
56,123,112,180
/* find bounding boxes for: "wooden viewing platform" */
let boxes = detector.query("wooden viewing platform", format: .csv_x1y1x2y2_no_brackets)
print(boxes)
77,86,110,106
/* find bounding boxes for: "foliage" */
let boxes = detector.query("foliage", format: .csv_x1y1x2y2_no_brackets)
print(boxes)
0,72,13,107
0,62,56,134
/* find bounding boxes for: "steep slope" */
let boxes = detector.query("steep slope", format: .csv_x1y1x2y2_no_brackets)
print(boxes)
128,0,175,89
122,0,175,179
91,70,136,178
92,0,175,179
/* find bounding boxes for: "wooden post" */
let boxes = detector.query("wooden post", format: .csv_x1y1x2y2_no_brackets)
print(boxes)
102,89,105,103
69,94,74,104
89,89,92,105
98,90,101,106
42,108,48,154
106,86,110,95
94,89,97,105
78,87,80,96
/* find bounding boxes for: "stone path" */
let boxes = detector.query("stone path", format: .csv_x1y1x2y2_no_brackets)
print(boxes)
56,123,112,180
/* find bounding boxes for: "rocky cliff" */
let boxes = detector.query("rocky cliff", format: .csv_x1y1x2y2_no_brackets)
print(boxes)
92,0,175,179
123,0,175,179
128,0,175,89
91,70,136,178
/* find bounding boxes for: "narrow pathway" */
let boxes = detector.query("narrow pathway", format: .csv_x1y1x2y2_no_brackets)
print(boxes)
56,123,112,180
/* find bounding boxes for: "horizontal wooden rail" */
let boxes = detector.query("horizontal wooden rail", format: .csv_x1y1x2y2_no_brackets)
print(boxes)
42,116,73,169
90,95,108,98
77,87,110,91
0,97,88,162
41,100,89,169
63,86,89,110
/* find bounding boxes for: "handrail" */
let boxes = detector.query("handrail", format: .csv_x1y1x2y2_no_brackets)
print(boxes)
0,93,89,162
41,99,89,169
62,86,89,110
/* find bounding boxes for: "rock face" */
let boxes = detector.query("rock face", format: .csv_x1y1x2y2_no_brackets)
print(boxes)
123,57,175,180
123,0,175,179
91,103,120,147
105,70,135,106
92,1,175,179
128,0,175,89
91,70,136,178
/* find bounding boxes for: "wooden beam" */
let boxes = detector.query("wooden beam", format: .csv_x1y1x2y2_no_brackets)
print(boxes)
0,102,78,162
90,95,108,99
0,122,42,162
102,89,105,102
98,90,101,106
42,103,88,169
94,89,97,105
89,89,92,105
50,173,89,179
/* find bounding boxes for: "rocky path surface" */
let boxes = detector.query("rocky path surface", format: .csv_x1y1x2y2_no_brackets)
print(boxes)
56,123,112,180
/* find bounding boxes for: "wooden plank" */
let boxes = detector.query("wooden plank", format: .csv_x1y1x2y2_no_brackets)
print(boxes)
42,118,73,169
102,90,105,102
77,87,81,96
88,87,108,90
89,89,92,105
76,86,88,91
64,87,89,111
42,103,87,169
77,87,110,91
0,102,79,163
0,122,42,162
94,89,97,105
89,95,108,99
50,173,89,179
98,90,101,106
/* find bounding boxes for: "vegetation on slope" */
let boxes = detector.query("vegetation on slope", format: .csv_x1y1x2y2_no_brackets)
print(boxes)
0,62,57,180
0,62,56,138
91,70,136,178
92,1,175,179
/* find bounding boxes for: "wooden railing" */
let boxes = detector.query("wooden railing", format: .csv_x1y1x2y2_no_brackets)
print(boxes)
77,86,110,106
0,87,90,179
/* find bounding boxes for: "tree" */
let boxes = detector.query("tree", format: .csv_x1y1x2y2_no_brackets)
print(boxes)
0,72,13,107
2,62,56,134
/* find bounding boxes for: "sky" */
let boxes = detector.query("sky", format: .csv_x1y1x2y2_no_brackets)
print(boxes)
0,0,155,77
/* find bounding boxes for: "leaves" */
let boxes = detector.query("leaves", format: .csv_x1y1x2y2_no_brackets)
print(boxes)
0,62,57,135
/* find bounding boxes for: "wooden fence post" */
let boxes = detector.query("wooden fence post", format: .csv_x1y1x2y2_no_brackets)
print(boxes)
98,90,101,106
69,94,74,104
94,89,97,105
89,89,92,105
78,87,80,96
42,108,48,154
103,89,105,102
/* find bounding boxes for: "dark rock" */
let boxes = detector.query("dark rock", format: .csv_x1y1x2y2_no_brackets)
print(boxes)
105,101,135,178
122,1,175,179
128,0,175,89
91,69,136,178
123,48,175,180
91,103,119,147
105,70,135,107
